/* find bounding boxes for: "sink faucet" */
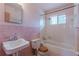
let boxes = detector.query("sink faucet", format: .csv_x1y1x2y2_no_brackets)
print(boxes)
13,33,17,40
9,33,17,41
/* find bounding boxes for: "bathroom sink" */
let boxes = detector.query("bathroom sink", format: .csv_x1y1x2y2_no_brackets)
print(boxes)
2,38,30,55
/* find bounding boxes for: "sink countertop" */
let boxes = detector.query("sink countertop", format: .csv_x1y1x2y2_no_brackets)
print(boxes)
2,38,30,55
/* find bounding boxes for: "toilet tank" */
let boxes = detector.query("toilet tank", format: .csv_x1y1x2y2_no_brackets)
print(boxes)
31,38,41,49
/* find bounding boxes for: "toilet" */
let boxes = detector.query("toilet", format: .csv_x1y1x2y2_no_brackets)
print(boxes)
31,38,48,56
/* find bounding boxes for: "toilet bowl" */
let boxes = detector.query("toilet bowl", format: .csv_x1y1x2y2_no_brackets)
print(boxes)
31,38,41,55
31,38,48,56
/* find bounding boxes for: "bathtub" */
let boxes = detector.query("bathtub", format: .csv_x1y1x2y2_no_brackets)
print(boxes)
43,40,78,56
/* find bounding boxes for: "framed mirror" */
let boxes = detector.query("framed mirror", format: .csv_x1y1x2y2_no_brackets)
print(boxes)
5,3,23,24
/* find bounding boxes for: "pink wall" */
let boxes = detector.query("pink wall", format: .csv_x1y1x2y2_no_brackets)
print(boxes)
0,24,40,44
0,3,40,45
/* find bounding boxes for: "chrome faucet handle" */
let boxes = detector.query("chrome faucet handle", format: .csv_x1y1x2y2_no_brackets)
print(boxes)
9,33,17,41
13,33,17,40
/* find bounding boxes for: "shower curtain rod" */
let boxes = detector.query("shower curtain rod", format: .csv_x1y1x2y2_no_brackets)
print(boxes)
41,5,75,16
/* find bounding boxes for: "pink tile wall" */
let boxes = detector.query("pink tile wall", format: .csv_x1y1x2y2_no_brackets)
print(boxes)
0,24,40,44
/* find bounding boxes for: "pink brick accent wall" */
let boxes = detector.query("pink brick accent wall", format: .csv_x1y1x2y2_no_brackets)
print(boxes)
0,24,40,44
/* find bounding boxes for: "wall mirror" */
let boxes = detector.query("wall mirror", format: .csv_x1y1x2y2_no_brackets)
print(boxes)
5,3,23,24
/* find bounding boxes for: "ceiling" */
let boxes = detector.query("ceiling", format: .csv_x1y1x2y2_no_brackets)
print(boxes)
33,3,65,11
25,3,66,14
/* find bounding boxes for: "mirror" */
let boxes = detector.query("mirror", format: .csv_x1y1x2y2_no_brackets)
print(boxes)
5,3,23,24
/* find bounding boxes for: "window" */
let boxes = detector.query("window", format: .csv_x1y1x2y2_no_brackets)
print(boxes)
40,18,45,30
50,16,57,25
58,15,66,24
49,15,66,25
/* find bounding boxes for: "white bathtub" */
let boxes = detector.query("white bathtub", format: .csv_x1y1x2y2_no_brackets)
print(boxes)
44,41,78,56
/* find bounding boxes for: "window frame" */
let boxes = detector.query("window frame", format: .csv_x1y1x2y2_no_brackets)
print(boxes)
49,14,66,25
